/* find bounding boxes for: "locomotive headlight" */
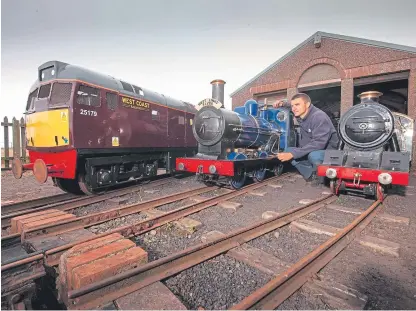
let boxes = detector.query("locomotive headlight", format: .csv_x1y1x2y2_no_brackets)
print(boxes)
326,168,337,179
209,165,217,174
378,173,392,185
178,163,185,171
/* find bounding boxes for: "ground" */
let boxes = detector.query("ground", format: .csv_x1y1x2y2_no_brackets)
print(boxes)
1,170,63,204
1,169,416,310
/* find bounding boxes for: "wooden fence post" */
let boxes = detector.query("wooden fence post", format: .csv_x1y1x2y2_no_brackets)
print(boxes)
3,116,10,169
20,117,26,163
12,117,21,162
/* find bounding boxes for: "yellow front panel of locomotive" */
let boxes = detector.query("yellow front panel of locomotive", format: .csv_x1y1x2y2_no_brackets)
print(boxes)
25,109,70,147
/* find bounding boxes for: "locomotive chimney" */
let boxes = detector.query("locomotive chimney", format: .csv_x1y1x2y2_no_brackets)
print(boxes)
358,91,383,103
210,79,226,108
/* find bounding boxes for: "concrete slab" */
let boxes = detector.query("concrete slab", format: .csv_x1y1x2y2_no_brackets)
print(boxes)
107,197,129,205
290,219,340,236
200,230,225,243
249,190,267,197
289,219,400,257
115,281,186,310
262,211,279,220
142,209,166,219
304,278,368,310
144,189,160,194
174,217,203,234
326,204,363,215
190,195,207,203
299,199,315,205
267,183,283,189
227,244,290,276
357,235,400,257
217,201,242,212
377,213,410,225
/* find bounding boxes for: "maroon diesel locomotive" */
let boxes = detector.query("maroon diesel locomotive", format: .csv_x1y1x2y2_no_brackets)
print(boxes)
12,61,197,194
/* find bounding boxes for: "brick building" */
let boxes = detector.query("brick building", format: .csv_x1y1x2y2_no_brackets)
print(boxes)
230,31,416,162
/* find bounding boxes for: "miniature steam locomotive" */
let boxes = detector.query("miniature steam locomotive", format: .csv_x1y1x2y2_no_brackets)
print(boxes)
317,91,414,200
176,97,297,188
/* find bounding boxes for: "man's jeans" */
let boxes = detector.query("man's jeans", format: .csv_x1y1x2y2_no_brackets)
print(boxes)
286,148,325,180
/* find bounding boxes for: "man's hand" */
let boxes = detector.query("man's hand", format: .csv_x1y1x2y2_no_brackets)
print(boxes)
277,152,293,162
272,100,287,108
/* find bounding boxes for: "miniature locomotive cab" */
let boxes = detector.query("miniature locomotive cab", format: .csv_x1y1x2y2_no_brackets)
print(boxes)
12,61,197,195
176,97,297,189
317,91,414,200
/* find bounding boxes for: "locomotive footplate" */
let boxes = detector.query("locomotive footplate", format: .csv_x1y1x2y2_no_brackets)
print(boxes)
176,157,281,176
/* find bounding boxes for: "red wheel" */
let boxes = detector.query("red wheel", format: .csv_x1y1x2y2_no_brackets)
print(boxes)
12,158,23,179
33,159,48,184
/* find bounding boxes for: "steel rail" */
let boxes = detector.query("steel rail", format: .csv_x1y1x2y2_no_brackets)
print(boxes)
67,193,335,309
1,193,79,215
2,174,290,274
22,186,216,240
231,199,382,310
45,174,293,267
1,174,176,228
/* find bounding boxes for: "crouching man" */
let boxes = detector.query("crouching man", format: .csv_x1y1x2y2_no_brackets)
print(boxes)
273,93,339,184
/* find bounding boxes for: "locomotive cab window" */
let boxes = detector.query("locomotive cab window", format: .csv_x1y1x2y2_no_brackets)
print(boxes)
178,116,185,125
106,92,118,110
38,83,51,99
76,84,100,107
50,82,72,106
26,88,38,110
152,110,160,120
133,85,144,96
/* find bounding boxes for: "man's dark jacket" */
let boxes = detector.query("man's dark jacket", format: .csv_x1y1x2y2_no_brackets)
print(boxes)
289,104,339,159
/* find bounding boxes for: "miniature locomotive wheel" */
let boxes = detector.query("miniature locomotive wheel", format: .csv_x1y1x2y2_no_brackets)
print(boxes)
273,163,284,176
253,168,267,182
33,159,48,184
253,152,268,182
376,184,385,201
329,180,338,194
53,178,84,195
11,158,23,179
203,181,216,187
229,168,246,189
229,153,247,189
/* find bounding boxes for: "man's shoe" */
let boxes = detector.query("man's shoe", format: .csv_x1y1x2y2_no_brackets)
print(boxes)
306,173,324,187
305,172,317,182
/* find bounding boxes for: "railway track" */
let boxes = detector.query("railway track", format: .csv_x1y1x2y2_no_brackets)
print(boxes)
1,174,293,309
66,196,382,310
2,172,385,310
1,193,80,215
1,174,178,229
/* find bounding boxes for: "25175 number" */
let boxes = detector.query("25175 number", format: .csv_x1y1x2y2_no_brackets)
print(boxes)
80,109,97,116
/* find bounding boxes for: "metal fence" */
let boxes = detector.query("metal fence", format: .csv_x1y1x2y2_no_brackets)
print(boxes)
1,117,27,170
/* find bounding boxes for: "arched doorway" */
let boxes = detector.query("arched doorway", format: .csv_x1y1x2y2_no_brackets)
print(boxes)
297,63,342,128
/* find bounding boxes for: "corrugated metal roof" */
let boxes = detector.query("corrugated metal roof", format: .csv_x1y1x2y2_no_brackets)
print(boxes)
230,31,416,97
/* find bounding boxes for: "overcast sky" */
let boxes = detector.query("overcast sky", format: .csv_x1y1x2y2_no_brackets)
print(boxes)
1,0,415,132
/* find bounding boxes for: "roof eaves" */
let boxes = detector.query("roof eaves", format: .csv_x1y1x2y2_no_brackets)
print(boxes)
230,31,416,97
